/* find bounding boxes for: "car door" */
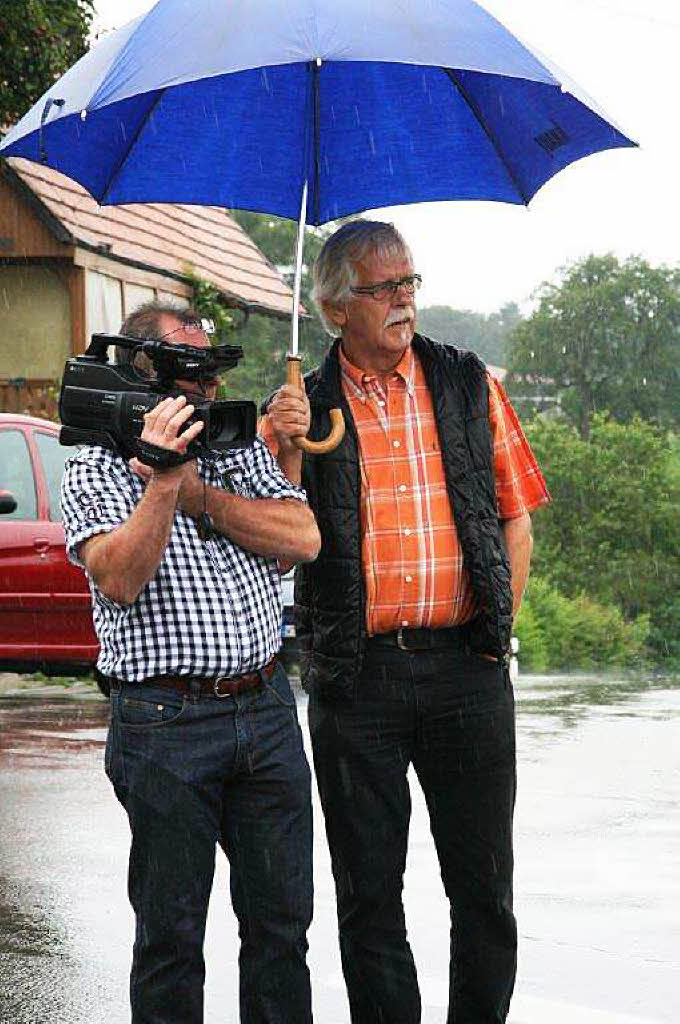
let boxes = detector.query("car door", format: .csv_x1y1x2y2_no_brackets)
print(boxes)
32,427,98,661
0,425,42,658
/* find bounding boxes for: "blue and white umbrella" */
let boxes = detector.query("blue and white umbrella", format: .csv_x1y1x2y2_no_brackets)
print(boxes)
1,0,635,219
1,0,635,449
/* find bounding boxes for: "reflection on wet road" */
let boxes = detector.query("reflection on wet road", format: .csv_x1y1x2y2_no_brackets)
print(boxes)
0,675,678,1023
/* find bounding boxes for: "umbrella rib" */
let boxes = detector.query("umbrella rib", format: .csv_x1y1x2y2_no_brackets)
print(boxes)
443,68,530,207
100,88,167,204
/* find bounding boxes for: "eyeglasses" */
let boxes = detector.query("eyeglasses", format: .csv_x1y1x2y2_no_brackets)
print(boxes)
350,274,422,302
158,317,215,342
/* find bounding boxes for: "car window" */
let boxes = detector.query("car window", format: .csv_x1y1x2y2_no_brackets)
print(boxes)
0,429,37,520
34,430,71,522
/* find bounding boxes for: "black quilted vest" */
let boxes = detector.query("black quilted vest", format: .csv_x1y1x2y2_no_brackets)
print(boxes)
294,333,512,702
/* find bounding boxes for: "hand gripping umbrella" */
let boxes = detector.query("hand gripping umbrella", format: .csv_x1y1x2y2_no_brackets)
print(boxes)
0,0,636,453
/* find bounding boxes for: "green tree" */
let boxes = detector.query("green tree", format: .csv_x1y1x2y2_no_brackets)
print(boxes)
417,302,521,366
506,254,680,438
228,211,325,270
525,414,680,663
189,213,336,406
0,0,94,129
230,210,336,364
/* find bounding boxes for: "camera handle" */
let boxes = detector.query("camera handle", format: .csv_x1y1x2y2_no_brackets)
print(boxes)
133,439,194,470
286,356,345,455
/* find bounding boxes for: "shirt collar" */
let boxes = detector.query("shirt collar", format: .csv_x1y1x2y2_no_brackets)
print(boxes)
339,343,415,398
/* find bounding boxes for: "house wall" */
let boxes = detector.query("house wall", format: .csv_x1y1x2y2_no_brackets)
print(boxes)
1,167,202,416
0,264,70,379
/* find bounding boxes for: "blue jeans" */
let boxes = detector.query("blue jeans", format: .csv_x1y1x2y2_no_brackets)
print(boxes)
105,662,313,1024
308,644,517,1024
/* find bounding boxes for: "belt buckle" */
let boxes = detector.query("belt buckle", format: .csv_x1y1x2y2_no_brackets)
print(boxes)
396,627,433,651
396,627,411,651
213,674,234,699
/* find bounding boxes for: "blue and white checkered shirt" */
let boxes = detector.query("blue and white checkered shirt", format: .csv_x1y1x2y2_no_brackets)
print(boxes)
61,439,306,682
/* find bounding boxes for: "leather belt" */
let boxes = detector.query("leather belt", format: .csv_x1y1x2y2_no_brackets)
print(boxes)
111,657,277,699
367,626,467,652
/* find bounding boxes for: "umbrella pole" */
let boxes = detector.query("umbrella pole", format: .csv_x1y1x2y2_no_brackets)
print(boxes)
290,179,308,359
287,180,345,455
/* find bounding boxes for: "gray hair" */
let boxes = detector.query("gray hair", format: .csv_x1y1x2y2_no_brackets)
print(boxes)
312,220,413,335
116,301,200,365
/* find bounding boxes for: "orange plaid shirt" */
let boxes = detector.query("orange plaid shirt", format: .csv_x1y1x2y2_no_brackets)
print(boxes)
260,344,550,635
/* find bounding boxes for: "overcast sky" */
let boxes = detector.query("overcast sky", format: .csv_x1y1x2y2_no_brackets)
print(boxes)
92,0,680,314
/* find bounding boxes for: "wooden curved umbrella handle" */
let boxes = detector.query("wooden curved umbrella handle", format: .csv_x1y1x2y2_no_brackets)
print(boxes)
286,356,345,455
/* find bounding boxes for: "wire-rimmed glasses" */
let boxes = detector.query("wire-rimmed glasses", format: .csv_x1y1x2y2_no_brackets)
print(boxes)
349,274,422,302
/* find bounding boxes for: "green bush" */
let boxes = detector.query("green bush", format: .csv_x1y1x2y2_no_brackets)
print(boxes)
645,597,680,665
516,577,649,672
524,416,679,665
513,602,548,672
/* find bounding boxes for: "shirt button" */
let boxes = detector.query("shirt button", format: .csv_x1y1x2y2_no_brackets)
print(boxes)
393,440,400,448
404,528,411,536
405,575,412,583
399,484,407,493
377,399,385,407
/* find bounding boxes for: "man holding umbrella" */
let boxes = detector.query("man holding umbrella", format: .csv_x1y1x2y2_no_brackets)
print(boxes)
264,220,550,1023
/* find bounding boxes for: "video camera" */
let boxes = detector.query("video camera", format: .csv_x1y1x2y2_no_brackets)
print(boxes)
59,333,257,469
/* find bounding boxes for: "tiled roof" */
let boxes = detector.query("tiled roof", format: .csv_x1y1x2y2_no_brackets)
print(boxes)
6,157,294,319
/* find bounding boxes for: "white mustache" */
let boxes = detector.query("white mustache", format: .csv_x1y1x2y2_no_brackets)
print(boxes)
384,307,414,327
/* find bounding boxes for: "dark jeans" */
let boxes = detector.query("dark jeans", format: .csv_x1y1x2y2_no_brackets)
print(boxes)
308,644,517,1024
105,662,313,1024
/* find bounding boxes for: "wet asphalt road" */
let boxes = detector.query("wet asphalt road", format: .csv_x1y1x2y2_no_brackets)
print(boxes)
0,674,678,1024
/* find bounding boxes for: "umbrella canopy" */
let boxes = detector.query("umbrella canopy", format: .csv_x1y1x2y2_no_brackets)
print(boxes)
0,0,635,225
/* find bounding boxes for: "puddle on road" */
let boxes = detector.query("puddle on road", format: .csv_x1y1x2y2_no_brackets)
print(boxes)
0,697,109,769
514,672,680,730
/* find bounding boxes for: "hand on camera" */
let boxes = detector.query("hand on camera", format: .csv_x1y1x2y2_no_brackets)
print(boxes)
130,395,203,484
268,384,311,452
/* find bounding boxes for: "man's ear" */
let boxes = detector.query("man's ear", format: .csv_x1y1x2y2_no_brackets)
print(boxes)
322,300,347,328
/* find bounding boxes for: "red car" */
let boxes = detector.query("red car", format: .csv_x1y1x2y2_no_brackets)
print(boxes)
0,413,98,674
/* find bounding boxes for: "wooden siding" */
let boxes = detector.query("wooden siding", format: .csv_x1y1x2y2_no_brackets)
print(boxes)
65,264,87,354
0,171,68,258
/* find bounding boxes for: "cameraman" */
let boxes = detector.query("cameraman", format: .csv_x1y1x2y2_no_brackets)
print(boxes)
60,302,320,1024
